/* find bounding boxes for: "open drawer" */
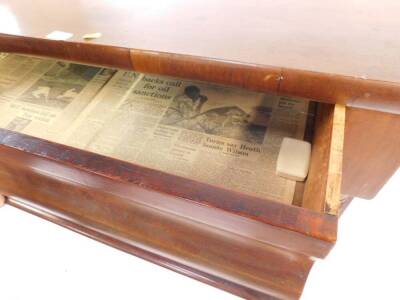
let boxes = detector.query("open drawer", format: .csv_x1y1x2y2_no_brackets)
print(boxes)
0,53,345,300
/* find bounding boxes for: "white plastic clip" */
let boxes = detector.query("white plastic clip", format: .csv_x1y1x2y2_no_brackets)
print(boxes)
276,137,311,182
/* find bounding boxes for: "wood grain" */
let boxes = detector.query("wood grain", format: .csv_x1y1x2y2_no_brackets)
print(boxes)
0,132,335,299
302,104,345,214
1,0,400,83
279,68,400,114
9,196,313,300
1,0,400,114
342,107,400,199
0,34,133,70
129,49,282,93
2,180,313,300
325,104,345,214
0,128,338,243
2,34,400,114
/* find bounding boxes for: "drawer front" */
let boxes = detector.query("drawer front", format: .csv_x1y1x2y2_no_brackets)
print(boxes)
0,142,315,300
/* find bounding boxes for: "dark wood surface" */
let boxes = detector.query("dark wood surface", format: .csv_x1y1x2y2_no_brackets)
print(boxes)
0,128,336,299
0,0,400,113
0,129,338,243
6,194,312,300
1,0,399,82
342,107,400,199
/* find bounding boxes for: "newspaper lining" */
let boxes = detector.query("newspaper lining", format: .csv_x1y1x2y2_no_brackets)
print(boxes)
0,56,116,141
0,54,310,204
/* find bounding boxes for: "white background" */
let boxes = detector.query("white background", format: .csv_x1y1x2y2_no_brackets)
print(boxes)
0,170,399,300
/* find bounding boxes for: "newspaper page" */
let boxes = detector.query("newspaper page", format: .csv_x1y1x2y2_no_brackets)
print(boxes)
0,54,115,141
62,70,140,148
0,52,8,61
63,72,309,204
0,54,51,106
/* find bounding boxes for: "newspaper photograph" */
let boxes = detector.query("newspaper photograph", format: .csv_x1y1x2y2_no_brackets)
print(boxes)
63,72,309,204
0,55,116,141
0,54,50,104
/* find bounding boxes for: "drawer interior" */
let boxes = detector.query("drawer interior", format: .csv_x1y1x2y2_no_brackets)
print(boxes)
0,52,344,216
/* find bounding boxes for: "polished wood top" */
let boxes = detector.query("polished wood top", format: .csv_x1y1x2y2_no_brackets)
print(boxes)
1,0,399,82
0,0,399,113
